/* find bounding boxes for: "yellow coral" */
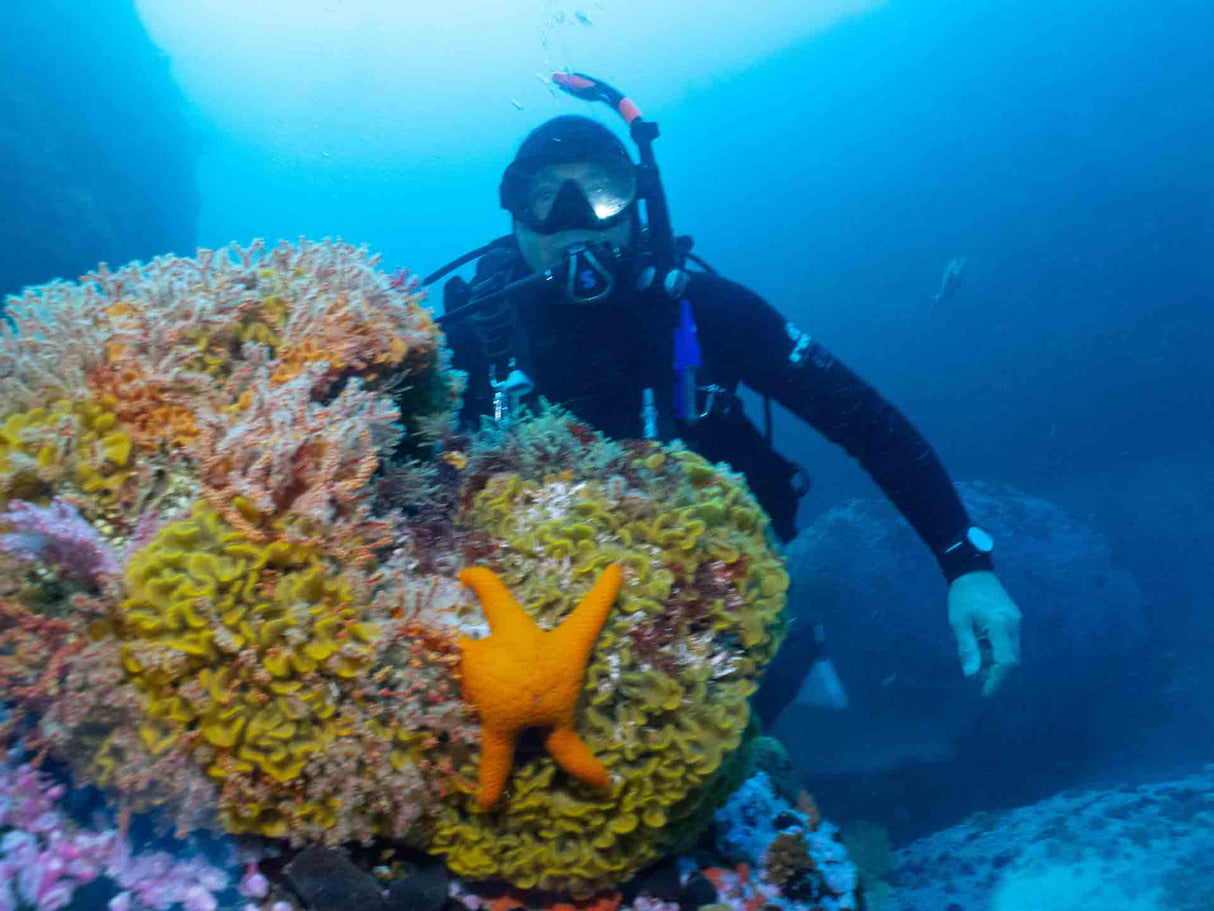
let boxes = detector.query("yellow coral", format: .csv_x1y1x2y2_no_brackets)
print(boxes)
425,443,787,894
1,241,790,898
180,269,292,379
119,500,382,838
0,399,135,511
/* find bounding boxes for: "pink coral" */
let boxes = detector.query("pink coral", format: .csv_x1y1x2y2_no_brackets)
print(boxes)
239,864,270,899
0,498,120,583
0,763,228,911
193,366,400,548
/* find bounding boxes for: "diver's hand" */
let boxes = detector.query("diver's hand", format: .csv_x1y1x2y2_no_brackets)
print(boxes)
947,570,1022,696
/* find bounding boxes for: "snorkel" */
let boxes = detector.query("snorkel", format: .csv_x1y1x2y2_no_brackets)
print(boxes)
549,73,680,278
424,72,711,432
546,76,705,431
424,71,687,308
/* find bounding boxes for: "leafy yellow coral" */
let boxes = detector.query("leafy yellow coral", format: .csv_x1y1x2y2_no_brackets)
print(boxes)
119,500,383,838
0,399,134,511
2,238,794,899
424,438,787,894
179,267,291,379
1,239,469,847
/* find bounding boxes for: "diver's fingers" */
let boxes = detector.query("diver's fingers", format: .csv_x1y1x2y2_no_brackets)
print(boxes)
951,619,982,678
988,611,1022,669
982,661,1014,697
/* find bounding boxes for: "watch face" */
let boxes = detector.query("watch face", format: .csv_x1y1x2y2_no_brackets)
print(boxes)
967,526,995,553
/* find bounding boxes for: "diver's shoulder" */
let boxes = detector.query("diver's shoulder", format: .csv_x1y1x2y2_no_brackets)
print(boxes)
686,270,767,315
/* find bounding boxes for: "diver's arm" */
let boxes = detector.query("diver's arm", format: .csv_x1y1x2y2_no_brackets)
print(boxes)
701,278,991,582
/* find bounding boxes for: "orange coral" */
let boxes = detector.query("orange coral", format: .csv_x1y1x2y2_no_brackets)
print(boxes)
192,369,398,549
701,864,766,911
797,789,822,831
88,360,199,452
271,290,431,387
488,891,622,911
0,595,88,758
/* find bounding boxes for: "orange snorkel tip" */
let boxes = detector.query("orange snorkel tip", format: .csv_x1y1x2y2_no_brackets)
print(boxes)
545,70,677,270
552,72,596,93
551,71,644,124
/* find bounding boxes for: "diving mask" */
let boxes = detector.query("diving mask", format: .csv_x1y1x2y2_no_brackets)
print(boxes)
501,158,637,234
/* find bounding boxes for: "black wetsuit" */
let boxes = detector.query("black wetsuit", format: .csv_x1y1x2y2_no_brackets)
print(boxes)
445,257,992,725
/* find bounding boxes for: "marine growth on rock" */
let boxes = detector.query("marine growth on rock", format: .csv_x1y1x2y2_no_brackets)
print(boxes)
0,240,789,895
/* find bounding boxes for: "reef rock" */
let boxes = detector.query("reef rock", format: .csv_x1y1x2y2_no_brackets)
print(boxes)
0,240,788,897
776,481,1148,776
0,0,198,305
887,764,1214,911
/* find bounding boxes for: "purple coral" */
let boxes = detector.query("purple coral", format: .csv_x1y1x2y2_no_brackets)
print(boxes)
0,498,120,584
0,763,112,911
0,762,228,911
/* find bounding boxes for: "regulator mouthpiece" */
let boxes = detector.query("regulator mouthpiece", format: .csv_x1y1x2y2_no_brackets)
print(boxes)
559,241,619,305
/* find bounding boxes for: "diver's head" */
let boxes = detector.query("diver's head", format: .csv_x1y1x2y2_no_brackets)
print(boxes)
500,115,637,275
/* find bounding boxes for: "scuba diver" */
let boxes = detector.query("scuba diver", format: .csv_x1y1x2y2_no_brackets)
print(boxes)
426,74,1022,724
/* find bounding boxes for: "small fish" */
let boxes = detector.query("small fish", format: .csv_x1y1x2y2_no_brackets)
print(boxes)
511,97,524,111
932,255,968,304
575,11,593,26
440,450,468,470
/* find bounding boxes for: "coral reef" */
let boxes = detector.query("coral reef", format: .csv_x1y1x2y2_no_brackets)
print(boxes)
712,772,858,911
0,760,229,911
0,241,788,897
0,240,463,841
424,413,787,893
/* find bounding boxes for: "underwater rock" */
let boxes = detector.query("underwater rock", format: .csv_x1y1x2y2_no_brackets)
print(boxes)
0,0,198,305
743,735,802,805
677,872,719,910
623,857,682,905
285,846,388,911
887,764,1214,911
777,481,1148,776
0,241,787,896
384,858,449,911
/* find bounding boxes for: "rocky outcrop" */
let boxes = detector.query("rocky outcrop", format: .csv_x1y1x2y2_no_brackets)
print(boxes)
775,481,1148,776
0,0,198,307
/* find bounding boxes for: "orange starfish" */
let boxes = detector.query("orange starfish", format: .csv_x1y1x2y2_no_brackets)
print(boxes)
457,564,622,809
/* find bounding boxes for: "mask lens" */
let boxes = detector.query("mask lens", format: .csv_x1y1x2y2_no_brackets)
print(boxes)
521,159,636,228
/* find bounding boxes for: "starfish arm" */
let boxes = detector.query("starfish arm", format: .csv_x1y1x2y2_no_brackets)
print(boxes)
545,726,610,790
459,567,536,635
476,725,517,809
549,564,622,664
